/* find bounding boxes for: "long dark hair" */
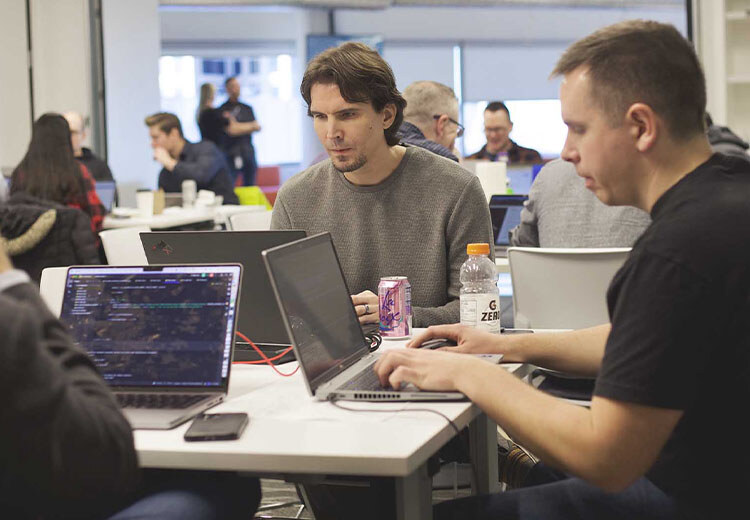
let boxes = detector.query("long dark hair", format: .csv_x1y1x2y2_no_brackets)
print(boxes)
11,113,87,207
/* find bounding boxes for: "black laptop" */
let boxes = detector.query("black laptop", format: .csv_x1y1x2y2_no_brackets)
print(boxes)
140,230,305,362
489,194,528,257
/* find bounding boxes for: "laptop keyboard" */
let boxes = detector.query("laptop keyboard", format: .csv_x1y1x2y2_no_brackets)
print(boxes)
116,393,207,410
339,366,392,391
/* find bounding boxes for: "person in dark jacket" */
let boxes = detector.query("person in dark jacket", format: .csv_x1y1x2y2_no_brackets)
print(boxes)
705,113,749,160
11,113,106,235
0,244,262,519
0,192,100,283
144,112,239,205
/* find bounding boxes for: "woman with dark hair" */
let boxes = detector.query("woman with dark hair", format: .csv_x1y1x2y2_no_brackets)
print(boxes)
11,113,105,235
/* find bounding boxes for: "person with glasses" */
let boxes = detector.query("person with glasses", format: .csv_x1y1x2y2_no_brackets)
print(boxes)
467,101,543,164
397,80,462,162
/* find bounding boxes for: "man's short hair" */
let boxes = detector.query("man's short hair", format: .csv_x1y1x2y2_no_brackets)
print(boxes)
485,101,511,121
144,112,183,138
300,42,407,146
224,76,237,88
551,19,706,141
402,81,458,126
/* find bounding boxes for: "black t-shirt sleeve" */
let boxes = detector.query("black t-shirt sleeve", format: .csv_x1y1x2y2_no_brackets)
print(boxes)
595,251,717,410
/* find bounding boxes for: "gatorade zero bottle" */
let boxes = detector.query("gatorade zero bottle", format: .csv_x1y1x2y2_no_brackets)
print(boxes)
459,243,501,333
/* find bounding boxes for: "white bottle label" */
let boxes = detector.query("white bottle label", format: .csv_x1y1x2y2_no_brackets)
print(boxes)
460,294,501,333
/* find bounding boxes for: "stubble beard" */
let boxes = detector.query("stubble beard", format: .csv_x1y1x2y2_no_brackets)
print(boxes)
331,152,367,173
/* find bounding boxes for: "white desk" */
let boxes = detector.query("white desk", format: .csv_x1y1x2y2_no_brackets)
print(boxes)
135,338,509,520
102,205,265,230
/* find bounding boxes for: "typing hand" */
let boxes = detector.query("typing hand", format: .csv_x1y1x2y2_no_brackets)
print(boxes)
351,290,378,325
406,324,505,355
374,348,479,391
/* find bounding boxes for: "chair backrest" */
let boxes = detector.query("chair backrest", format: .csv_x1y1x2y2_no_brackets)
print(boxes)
256,166,280,187
39,266,69,317
228,210,273,231
99,225,151,265
507,247,631,329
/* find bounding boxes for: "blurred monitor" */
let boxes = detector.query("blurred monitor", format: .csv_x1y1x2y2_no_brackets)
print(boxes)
95,181,117,211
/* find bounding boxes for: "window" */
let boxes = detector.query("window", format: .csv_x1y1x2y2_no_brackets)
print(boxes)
159,53,302,166
462,100,567,159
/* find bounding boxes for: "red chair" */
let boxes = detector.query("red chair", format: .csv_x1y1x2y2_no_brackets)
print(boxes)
256,166,281,206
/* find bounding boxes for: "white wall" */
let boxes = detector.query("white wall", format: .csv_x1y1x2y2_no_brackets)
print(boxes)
0,0,32,172
30,0,93,118
102,0,162,196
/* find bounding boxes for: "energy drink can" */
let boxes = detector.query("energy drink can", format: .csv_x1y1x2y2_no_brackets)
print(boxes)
378,276,412,339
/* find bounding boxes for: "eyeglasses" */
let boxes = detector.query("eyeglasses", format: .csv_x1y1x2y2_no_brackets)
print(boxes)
433,115,464,137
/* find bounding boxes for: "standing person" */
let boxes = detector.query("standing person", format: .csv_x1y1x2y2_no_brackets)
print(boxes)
271,42,493,328
144,112,239,205
398,80,462,162
11,113,106,235
467,101,542,164
376,19,750,520
197,82,228,150
218,77,261,186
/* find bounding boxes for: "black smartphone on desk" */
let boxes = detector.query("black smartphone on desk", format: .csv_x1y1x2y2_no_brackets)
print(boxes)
184,413,249,442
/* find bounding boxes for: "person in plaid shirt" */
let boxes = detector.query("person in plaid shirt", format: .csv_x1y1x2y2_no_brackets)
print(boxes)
10,113,105,236
467,101,543,164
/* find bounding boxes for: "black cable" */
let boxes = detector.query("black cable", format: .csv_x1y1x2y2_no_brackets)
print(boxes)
364,331,382,353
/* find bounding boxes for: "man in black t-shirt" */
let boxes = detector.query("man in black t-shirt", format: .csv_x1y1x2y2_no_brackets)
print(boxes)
218,77,261,186
376,20,750,520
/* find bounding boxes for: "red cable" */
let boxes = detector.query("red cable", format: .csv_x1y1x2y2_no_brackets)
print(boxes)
233,331,299,377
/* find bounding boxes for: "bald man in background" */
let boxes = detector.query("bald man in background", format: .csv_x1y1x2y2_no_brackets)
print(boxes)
63,111,115,183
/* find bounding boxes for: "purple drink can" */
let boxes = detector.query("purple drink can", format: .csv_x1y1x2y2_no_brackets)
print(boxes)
378,276,412,339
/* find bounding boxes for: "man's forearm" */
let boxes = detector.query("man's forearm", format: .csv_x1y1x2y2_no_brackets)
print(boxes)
503,324,609,377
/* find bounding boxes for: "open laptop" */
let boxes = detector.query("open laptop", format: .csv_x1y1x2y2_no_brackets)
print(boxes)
140,230,305,362
95,180,117,211
489,194,528,257
263,233,500,402
59,264,242,429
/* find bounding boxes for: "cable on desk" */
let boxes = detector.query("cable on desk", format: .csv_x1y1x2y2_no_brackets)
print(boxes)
233,331,299,377
365,331,382,352
328,396,460,436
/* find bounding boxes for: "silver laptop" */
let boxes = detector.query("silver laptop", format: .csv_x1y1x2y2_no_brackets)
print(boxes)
263,233,493,402
489,194,528,257
60,264,242,429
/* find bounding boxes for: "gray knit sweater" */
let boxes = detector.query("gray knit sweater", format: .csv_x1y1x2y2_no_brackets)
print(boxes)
272,146,494,326
510,159,651,248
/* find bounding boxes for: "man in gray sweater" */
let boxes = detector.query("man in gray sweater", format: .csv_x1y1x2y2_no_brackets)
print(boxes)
272,42,493,327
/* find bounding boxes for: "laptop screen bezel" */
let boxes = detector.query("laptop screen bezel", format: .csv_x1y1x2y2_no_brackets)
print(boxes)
489,194,529,246
262,232,370,397
62,264,242,394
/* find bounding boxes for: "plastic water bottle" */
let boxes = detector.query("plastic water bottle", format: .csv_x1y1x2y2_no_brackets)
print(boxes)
460,243,500,333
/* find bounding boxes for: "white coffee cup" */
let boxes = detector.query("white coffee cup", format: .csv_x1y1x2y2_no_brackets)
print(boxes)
136,190,154,218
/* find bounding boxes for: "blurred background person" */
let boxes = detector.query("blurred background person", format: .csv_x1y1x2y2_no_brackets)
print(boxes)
218,76,261,186
197,82,228,150
10,113,105,236
467,101,542,164
63,111,115,183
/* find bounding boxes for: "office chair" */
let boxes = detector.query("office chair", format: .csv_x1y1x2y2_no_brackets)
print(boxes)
99,225,150,265
507,247,631,329
39,266,69,317
228,210,273,231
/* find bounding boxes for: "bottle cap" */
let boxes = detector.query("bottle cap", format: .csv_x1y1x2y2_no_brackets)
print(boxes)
466,243,490,255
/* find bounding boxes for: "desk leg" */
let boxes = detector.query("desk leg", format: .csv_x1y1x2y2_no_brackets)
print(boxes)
395,463,432,520
469,412,500,495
